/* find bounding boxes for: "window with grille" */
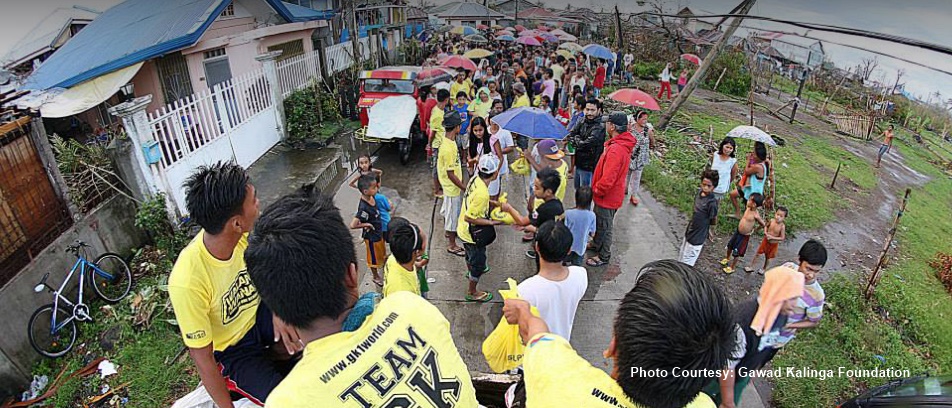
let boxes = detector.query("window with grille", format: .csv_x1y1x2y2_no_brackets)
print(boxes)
204,48,227,60
267,39,305,62
155,52,195,104
219,3,235,18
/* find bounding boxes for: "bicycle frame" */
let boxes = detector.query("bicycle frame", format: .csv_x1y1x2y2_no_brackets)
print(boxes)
47,256,117,336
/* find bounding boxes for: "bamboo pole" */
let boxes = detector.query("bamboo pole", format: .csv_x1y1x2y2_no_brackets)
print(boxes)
865,188,912,300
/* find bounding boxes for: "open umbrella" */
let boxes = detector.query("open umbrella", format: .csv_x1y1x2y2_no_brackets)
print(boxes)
492,24,504,30
464,34,489,44
681,53,702,65
518,29,538,37
514,25,526,32
536,24,549,31
558,42,583,53
495,30,511,36
550,29,568,36
497,35,516,42
463,48,493,59
558,33,577,42
516,36,542,47
476,24,489,30
440,55,478,71
726,125,777,146
608,89,661,111
582,44,613,60
450,26,477,36
416,67,455,87
556,49,575,60
438,25,453,33
540,33,560,43
491,107,569,140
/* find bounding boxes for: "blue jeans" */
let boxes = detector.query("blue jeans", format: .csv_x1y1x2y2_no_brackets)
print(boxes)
574,169,593,189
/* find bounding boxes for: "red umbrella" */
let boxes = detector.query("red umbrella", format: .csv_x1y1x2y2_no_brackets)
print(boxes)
416,67,454,85
514,25,526,32
440,55,478,71
476,24,489,30
681,53,702,65
608,89,661,111
518,29,536,37
515,36,542,46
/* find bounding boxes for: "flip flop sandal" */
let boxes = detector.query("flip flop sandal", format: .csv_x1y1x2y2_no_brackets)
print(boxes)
447,247,466,257
465,292,494,302
373,277,384,287
521,233,535,242
744,266,754,273
723,267,735,274
586,257,608,267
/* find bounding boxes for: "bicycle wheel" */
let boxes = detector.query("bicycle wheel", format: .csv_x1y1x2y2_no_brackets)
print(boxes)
90,253,132,303
28,304,77,358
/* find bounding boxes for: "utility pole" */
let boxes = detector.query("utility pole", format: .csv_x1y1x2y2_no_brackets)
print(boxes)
515,0,519,28
348,0,361,67
656,0,756,131
789,68,808,123
614,5,624,50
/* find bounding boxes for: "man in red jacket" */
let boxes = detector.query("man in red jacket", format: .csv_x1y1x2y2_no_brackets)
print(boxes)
586,112,637,267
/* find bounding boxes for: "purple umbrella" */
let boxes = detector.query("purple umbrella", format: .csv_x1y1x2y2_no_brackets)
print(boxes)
540,33,559,43
491,107,568,140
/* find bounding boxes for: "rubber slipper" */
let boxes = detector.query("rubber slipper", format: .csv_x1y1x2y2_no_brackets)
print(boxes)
465,292,494,303
447,247,465,257
373,277,384,287
744,266,754,273
586,257,608,267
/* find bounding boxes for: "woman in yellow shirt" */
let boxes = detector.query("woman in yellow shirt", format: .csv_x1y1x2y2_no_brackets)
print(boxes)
382,218,428,297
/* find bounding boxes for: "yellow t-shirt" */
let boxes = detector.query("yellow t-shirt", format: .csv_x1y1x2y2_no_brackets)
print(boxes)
437,135,463,197
168,231,258,351
265,292,478,408
524,333,716,408
468,100,491,119
430,106,445,150
512,94,530,108
450,81,471,100
382,255,420,297
555,161,568,202
457,177,489,244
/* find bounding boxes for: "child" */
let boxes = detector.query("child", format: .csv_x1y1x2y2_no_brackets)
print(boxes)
747,206,788,274
563,187,596,266
376,191,392,241
382,217,429,298
455,91,471,138
678,170,719,267
775,239,827,348
348,154,382,189
721,193,766,274
525,168,565,259
349,174,385,287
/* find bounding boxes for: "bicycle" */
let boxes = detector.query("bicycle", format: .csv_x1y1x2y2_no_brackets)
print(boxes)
28,240,133,358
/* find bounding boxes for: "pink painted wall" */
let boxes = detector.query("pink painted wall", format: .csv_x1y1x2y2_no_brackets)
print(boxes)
130,60,166,114
205,17,256,39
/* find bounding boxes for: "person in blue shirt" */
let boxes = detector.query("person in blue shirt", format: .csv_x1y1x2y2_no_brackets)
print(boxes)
563,186,597,266
375,191,392,241
455,92,471,137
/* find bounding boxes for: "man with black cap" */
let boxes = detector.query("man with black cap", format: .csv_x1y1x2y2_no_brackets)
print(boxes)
438,110,467,257
586,112,637,267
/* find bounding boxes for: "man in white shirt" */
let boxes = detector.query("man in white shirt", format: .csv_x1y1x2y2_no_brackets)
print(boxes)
517,220,587,341
489,113,516,200
623,52,634,84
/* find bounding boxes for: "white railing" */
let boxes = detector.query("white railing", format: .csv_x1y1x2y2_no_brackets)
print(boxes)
147,68,272,168
277,50,323,97
325,36,376,75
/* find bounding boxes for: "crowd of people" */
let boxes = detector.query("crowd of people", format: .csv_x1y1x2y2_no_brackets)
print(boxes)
164,31,831,408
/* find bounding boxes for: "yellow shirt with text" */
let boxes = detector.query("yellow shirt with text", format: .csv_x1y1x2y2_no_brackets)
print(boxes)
265,292,478,408
382,255,420,297
451,81,471,101
457,177,489,244
437,136,463,197
524,333,716,408
168,231,258,351
430,106,445,150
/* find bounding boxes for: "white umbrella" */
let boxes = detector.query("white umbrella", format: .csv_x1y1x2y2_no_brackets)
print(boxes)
726,125,777,146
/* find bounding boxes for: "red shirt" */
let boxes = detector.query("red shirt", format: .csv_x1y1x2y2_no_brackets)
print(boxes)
594,66,607,89
419,98,437,133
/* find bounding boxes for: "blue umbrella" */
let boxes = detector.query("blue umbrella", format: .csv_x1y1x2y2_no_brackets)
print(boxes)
582,44,613,60
491,107,568,140
497,35,516,42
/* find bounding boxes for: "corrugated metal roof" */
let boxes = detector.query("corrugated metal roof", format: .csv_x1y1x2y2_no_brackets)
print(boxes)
435,2,507,19
24,0,332,91
1,7,102,70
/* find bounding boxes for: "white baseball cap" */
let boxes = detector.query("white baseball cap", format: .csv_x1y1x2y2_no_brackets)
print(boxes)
477,154,500,174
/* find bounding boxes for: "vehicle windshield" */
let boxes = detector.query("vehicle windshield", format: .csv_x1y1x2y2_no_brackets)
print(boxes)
363,79,415,94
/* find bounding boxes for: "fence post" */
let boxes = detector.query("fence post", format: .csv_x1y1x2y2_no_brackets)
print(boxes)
213,83,233,133
28,116,80,219
257,50,287,140
108,95,161,201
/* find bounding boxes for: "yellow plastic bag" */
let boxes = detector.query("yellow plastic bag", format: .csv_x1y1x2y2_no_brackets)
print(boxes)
491,193,515,225
510,148,531,176
482,278,539,373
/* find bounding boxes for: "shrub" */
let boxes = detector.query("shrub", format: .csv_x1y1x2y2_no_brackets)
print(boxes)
134,194,190,258
632,61,664,80
284,85,341,148
703,51,751,98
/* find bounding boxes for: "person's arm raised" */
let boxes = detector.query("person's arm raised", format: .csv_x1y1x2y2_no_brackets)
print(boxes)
503,298,550,344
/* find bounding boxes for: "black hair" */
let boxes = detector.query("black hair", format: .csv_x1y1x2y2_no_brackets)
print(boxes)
575,186,593,209
356,173,377,194
718,137,737,158
456,91,468,99
556,55,566,63
388,217,423,264
574,95,586,107
749,192,765,207
535,220,572,263
183,161,249,235
776,206,789,216
635,111,649,121
614,260,734,408
437,89,451,102
700,169,720,188
798,239,828,267
754,141,767,161
245,187,357,328
536,167,560,194
491,99,504,109
534,72,543,81
585,98,602,111
468,117,491,158
545,68,554,78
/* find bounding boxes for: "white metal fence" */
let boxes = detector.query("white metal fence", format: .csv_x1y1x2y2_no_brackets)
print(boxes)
276,50,323,97
325,36,375,75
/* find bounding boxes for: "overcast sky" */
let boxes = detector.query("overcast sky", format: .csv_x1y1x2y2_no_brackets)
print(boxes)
1,0,950,105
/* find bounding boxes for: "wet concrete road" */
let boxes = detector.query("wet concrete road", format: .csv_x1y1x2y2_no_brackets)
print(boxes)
248,137,765,407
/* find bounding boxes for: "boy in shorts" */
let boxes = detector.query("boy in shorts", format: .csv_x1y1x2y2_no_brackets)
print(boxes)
747,206,787,274
721,193,766,274
349,174,386,287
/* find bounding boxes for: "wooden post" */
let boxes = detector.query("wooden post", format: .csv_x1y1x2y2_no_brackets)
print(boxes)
830,162,841,189
865,188,912,300
822,68,851,114
712,68,727,93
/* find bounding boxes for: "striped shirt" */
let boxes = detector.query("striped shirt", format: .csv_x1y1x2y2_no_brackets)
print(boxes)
777,263,824,346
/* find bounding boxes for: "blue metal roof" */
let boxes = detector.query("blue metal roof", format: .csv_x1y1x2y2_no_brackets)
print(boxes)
25,0,333,91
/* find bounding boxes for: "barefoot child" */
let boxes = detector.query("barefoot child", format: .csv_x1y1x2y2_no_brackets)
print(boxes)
350,174,386,286
748,206,787,274
721,193,766,274
679,169,719,267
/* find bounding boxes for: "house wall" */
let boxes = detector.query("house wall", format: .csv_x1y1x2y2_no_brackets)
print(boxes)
131,60,166,115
